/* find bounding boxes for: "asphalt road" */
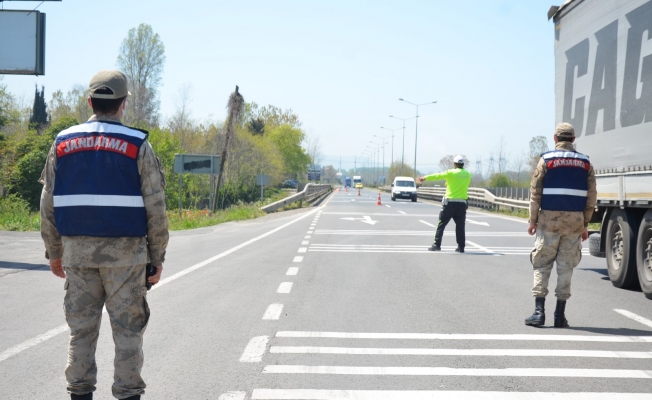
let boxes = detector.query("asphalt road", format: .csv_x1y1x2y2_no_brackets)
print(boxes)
2,188,652,399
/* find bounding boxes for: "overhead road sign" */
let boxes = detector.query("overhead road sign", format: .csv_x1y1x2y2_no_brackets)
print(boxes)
0,10,49,75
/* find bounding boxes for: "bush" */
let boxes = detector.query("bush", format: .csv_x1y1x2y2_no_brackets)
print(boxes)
9,117,77,210
0,194,40,231
488,173,511,188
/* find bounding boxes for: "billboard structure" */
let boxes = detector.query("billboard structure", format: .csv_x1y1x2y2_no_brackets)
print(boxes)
0,10,46,75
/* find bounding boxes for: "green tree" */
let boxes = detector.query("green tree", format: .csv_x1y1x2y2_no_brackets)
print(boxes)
10,117,77,209
488,173,511,188
247,118,265,136
267,124,310,178
29,85,48,130
117,23,166,127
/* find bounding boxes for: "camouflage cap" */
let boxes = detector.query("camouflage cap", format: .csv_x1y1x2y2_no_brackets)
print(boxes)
89,70,130,99
554,122,575,139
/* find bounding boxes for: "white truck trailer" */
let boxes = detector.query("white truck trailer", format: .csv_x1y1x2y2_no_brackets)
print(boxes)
551,0,652,299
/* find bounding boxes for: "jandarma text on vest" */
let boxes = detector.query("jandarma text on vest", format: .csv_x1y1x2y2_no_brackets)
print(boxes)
547,158,589,170
56,135,139,159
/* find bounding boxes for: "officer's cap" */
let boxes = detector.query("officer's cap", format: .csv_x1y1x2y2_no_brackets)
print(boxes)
89,70,131,99
554,122,575,139
454,155,465,164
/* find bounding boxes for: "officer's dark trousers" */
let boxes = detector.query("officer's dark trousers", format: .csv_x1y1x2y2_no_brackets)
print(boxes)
434,201,467,249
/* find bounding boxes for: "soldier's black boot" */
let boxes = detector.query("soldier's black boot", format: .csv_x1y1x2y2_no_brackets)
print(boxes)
524,297,545,326
71,393,92,400
122,396,140,400
554,300,569,328
428,244,441,251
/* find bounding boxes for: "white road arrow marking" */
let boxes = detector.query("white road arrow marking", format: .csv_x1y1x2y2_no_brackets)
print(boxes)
466,219,489,227
341,216,378,225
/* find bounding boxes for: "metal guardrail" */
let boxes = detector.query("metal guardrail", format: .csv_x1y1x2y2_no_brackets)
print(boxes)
381,186,529,210
261,184,332,213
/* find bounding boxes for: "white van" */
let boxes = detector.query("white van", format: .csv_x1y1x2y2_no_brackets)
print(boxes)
391,176,417,202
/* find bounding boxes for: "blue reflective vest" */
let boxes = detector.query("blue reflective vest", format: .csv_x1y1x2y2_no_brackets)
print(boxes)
53,121,148,237
540,150,590,212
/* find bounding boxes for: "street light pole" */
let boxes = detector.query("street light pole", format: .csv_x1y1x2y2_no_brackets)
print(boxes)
389,116,416,175
399,99,437,177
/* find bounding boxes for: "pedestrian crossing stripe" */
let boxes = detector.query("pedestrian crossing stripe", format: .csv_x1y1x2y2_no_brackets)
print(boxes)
248,389,652,399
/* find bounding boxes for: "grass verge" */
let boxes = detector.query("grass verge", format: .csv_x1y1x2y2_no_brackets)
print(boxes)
0,195,40,231
167,204,266,230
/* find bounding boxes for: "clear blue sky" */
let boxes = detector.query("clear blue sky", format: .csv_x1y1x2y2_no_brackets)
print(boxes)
1,0,558,175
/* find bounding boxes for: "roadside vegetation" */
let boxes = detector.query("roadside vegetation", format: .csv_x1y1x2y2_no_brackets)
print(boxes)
0,24,324,232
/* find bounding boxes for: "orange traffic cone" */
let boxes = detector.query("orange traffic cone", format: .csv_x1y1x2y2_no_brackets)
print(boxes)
346,187,348,193
376,193,382,206
358,189,361,196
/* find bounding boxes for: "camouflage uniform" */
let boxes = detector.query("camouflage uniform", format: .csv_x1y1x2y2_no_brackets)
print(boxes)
529,141,597,300
40,114,169,398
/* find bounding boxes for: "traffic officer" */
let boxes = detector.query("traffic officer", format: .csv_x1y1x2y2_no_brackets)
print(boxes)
418,155,471,253
525,122,596,328
39,70,169,400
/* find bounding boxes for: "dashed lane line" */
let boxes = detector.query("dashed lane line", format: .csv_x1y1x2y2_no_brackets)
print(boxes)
277,282,294,294
293,256,303,262
298,247,307,253
240,336,270,362
614,309,652,329
262,304,284,320
218,391,246,400
286,267,298,275
419,220,436,228
398,210,407,215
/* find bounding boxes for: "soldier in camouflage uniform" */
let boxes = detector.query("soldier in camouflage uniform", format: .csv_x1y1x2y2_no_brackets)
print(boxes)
525,122,596,328
40,71,169,400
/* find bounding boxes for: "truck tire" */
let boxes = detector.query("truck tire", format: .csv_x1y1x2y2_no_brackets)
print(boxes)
605,209,640,289
636,210,652,300
589,234,605,258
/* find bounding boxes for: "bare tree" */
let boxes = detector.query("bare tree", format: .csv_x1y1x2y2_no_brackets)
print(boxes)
439,155,455,171
117,23,166,127
169,83,192,130
496,136,508,174
511,151,529,185
528,135,549,173
305,133,322,171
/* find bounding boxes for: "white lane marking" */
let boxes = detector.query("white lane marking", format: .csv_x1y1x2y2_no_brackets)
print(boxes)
615,309,652,329
385,205,391,208
0,324,69,363
340,216,378,225
304,236,311,239
301,241,309,245
270,346,652,358
419,220,436,228
293,256,303,263
262,304,284,320
0,206,324,364
466,218,490,227
218,391,246,400
277,282,294,293
240,336,269,362
466,240,500,256
398,210,407,215
251,389,652,399
298,247,307,253
286,267,299,275
263,365,652,378
275,331,652,342
314,230,527,236
154,208,321,291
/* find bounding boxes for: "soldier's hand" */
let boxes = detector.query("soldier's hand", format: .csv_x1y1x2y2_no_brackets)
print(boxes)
49,258,65,278
148,265,163,286
527,223,537,236
581,228,589,242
